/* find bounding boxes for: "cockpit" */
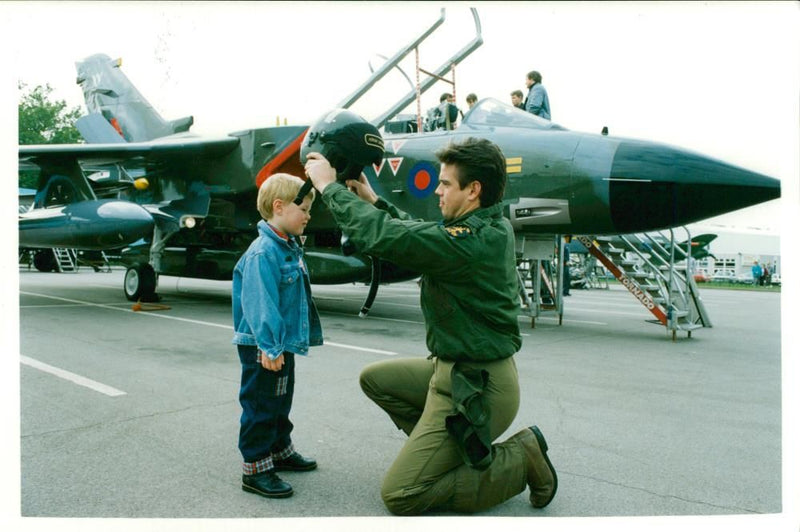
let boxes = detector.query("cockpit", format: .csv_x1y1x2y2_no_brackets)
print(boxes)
382,98,566,136
461,98,566,130
35,175,79,208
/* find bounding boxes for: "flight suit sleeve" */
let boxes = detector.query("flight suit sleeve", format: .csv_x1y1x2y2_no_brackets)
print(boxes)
373,196,415,222
322,183,474,277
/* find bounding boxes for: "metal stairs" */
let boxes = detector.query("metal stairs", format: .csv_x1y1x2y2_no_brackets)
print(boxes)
577,229,712,340
516,234,565,328
53,248,78,272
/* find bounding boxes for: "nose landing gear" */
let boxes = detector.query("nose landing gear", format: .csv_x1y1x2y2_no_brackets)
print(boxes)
124,262,158,302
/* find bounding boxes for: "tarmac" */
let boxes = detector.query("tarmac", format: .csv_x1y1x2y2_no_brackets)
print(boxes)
12,267,789,531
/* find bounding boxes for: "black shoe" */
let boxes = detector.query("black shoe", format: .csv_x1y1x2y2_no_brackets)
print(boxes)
273,452,317,472
242,470,293,498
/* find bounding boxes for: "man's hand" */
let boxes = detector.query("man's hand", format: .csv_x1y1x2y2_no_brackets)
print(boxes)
345,173,379,205
259,350,285,372
304,152,337,194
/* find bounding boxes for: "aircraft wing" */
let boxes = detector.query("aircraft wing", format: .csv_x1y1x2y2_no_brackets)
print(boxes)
19,134,243,251
19,135,240,168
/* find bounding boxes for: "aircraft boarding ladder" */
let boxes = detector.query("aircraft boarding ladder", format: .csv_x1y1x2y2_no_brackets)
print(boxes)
516,234,565,328
577,229,712,340
53,248,78,272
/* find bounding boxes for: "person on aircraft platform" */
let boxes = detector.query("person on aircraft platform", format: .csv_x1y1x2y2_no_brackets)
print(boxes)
231,173,323,500
524,70,551,120
305,135,557,516
425,92,460,131
466,92,478,110
510,89,525,109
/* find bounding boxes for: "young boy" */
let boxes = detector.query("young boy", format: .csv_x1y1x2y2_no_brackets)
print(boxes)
231,173,323,499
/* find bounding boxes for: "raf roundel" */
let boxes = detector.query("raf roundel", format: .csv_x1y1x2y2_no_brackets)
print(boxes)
407,161,438,199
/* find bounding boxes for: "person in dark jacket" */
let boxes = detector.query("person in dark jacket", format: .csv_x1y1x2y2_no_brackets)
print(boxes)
304,137,557,515
510,89,525,109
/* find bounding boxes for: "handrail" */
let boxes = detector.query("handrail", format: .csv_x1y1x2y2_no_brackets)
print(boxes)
371,8,483,130
336,9,446,111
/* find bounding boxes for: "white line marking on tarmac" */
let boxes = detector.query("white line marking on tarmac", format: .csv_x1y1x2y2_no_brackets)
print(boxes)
322,310,423,325
20,291,232,329
20,291,396,356
20,355,126,397
325,342,397,355
517,315,607,326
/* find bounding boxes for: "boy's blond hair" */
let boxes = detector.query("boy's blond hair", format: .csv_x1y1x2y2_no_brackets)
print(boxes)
256,173,315,220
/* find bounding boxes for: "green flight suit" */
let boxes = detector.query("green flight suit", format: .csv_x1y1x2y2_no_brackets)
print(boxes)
322,183,530,515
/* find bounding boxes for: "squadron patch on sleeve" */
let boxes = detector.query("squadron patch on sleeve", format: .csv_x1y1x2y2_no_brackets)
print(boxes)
444,225,472,238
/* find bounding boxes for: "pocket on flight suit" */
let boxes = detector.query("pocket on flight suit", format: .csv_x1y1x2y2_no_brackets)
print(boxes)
444,364,494,470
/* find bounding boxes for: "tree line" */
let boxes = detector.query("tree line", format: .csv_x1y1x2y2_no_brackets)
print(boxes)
18,83,83,189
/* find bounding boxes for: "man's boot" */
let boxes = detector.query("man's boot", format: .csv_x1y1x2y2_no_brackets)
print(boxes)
513,425,557,508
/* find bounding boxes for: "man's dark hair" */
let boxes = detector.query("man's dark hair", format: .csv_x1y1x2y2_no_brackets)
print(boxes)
466,92,477,103
435,137,507,207
527,70,542,83
511,89,523,99
439,92,453,103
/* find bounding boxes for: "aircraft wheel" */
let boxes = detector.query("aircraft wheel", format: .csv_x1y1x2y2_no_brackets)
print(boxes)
33,250,57,272
124,263,157,301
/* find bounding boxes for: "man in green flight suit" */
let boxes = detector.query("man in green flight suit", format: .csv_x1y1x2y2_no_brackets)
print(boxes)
304,135,557,516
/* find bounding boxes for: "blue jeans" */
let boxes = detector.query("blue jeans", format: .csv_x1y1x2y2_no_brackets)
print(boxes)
237,345,295,464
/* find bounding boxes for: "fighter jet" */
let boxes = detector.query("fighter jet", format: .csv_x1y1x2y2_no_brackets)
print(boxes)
18,9,780,307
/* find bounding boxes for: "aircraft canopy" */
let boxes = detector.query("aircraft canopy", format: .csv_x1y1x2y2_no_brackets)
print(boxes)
463,98,566,131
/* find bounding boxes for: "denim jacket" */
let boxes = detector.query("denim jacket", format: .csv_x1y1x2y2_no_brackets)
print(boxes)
231,220,323,359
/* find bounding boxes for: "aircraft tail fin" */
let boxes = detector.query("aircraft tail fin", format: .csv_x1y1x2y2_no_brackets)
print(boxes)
675,233,717,248
671,232,717,260
169,116,194,134
75,113,127,143
692,234,717,245
75,53,194,142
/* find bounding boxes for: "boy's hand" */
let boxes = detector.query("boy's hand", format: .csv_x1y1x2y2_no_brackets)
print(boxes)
259,350,285,372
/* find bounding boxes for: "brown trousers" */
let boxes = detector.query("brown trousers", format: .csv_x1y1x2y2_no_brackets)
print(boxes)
359,355,528,515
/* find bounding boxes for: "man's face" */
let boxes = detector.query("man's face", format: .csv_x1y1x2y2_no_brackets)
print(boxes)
435,163,477,221
525,77,533,88
446,95,454,103
511,94,522,107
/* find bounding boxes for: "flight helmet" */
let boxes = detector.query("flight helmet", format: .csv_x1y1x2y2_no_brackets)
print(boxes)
300,109,384,180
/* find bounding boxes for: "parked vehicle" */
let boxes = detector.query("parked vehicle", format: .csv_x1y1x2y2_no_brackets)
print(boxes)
711,270,736,283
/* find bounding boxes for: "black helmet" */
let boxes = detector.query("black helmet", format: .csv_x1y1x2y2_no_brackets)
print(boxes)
300,109,385,180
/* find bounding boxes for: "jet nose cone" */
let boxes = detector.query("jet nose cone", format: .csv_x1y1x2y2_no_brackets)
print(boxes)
608,140,780,233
